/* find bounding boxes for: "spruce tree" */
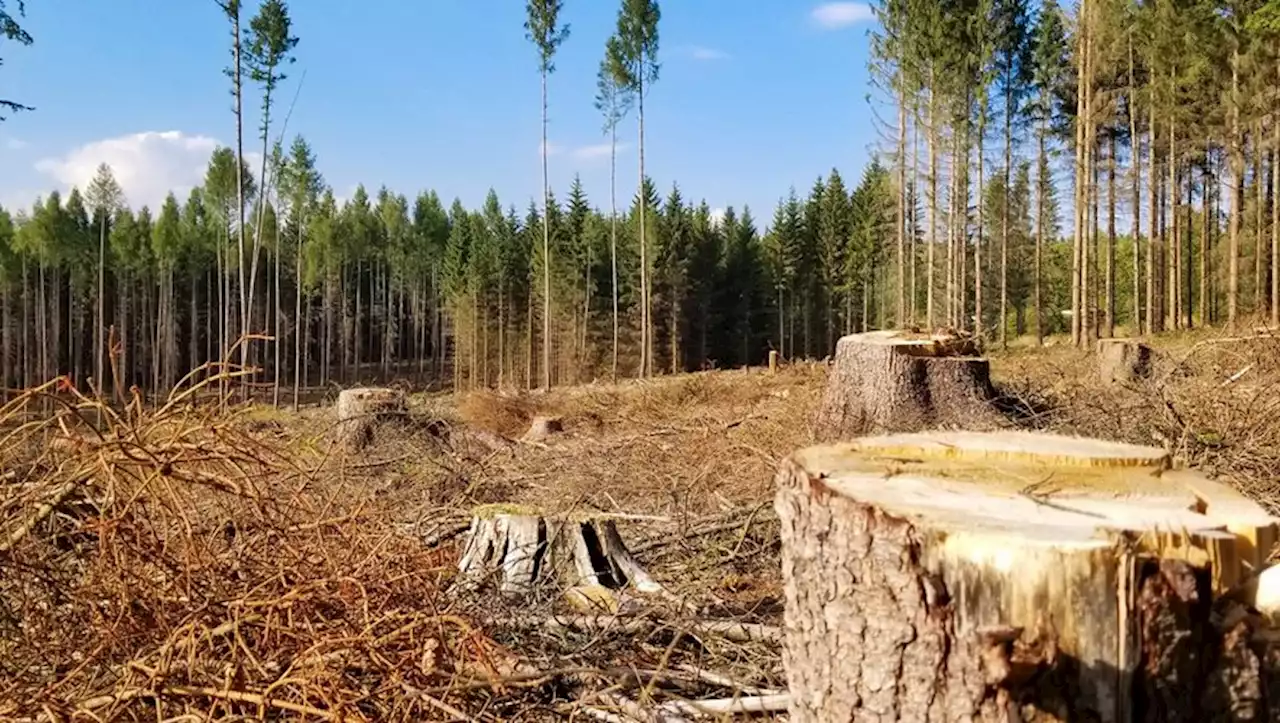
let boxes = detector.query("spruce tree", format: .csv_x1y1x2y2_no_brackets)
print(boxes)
0,0,33,119
595,34,632,378
525,0,569,389
611,0,660,376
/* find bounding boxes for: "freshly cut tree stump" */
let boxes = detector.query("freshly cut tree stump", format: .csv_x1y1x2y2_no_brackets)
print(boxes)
334,387,407,450
456,504,662,601
814,330,1003,441
775,430,1280,722
1098,338,1153,384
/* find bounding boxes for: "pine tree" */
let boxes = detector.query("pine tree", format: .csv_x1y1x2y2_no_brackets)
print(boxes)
85,163,123,397
216,0,250,386
245,0,299,380
525,0,569,390
611,0,660,376
596,35,632,378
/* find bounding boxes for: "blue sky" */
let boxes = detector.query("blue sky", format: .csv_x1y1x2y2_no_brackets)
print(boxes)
0,1,881,223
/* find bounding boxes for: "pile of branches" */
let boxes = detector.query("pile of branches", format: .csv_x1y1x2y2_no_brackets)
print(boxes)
0,366,791,721
0,366,521,721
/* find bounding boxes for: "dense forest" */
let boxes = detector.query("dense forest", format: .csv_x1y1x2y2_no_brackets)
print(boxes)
1,0,1279,403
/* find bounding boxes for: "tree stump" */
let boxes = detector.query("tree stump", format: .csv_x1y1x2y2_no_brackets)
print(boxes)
814,330,1003,441
521,415,563,442
456,504,662,602
334,387,407,450
775,430,1280,722
1098,338,1153,384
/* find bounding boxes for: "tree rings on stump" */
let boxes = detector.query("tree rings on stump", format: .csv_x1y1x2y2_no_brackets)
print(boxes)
456,504,661,606
1097,338,1153,384
775,430,1280,722
334,387,408,451
814,330,1003,441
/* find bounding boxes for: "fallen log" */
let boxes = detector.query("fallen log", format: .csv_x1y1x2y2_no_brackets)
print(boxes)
775,430,1280,722
814,329,1003,441
456,504,662,599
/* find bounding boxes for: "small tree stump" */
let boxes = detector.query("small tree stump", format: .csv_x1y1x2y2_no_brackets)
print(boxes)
521,415,563,442
1098,338,1153,384
814,329,1002,441
776,430,1280,722
456,505,662,601
334,387,407,450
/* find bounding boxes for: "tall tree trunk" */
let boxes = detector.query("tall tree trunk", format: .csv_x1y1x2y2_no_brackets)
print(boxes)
1254,122,1265,316
1228,46,1242,328
638,60,651,378
540,68,553,389
977,109,987,339
95,214,106,397
1148,117,1160,333
1168,109,1179,331
926,76,938,330
1273,111,1280,327
1202,163,1211,327
1071,5,1087,347
610,120,620,379
896,85,907,327
1001,79,1013,348
1129,39,1142,333
1106,133,1116,338
273,212,282,406
294,221,303,410
1035,120,1046,344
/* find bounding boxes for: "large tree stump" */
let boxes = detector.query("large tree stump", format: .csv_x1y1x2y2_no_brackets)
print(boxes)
775,430,1280,722
814,330,1003,441
334,387,407,450
1098,338,1153,384
456,504,662,604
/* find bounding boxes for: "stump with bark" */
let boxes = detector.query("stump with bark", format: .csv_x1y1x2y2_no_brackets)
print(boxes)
814,330,1003,441
775,430,1280,722
334,387,408,451
1098,338,1153,384
456,504,661,602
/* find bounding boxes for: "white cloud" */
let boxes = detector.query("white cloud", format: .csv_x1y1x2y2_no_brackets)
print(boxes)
570,142,628,161
710,207,726,228
810,2,874,29
690,46,730,61
33,130,239,210
4,137,29,151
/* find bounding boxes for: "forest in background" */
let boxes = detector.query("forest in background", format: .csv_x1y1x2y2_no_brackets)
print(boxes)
1,0,1279,402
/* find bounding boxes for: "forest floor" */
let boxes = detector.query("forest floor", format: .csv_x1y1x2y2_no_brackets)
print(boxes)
3,325,1280,720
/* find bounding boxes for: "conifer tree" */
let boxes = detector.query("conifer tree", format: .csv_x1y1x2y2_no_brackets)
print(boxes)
611,0,660,376
595,34,632,378
85,163,122,396
525,0,569,390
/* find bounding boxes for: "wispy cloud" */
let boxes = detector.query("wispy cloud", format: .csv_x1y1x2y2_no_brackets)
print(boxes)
4,137,29,151
570,142,628,161
810,2,874,29
689,46,730,61
539,140,564,157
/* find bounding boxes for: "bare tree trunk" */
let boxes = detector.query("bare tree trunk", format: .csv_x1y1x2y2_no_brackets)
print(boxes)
1071,8,1087,347
230,6,249,398
294,218,304,410
896,88,907,327
638,65,650,379
610,120,620,379
1129,39,1142,333
95,214,106,396
926,77,938,330
1273,110,1280,327
1148,117,1160,332
1106,133,1116,338
1201,162,1211,327
1168,113,1180,331
1034,120,1045,344
1229,48,1242,328
1255,122,1265,316
1001,80,1013,348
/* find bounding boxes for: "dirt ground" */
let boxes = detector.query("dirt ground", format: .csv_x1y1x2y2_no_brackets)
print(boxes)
4,328,1280,719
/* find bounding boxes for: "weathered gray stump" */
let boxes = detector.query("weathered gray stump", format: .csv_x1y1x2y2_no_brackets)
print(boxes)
456,504,661,605
814,330,1003,441
775,430,1280,722
334,387,407,451
521,415,563,442
1098,338,1153,384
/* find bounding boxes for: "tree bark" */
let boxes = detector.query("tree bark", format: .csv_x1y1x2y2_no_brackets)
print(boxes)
776,430,1280,722
1229,47,1242,329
